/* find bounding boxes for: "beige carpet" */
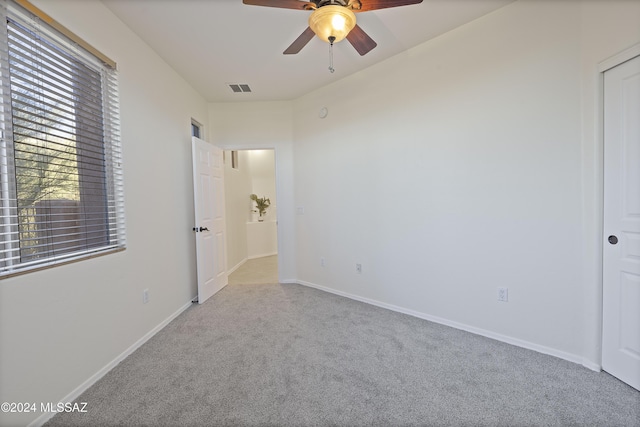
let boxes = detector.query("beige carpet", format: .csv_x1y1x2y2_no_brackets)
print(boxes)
45,280,640,427
228,255,278,285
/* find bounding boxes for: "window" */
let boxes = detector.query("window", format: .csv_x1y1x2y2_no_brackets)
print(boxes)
0,1,125,276
191,119,201,138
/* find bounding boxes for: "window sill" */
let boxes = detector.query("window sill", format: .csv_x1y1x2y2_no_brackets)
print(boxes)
1,247,126,280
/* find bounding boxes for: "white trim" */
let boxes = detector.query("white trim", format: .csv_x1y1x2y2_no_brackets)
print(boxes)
28,300,194,427
248,251,278,260
227,257,247,276
582,359,601,373
295,280,593,370
598,43,640,72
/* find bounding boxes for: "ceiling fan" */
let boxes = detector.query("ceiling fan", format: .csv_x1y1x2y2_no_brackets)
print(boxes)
243,0,424,56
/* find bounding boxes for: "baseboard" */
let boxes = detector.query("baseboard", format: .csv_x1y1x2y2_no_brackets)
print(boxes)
29,300,194,427
248,251,277,260
582,359,601,372
227,258,248,275
295,280,589,370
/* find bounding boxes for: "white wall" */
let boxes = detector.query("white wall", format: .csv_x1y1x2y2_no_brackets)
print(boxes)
204,1,640,368
290,0,640,367
0,1,208,426
2,1,639,426
209,102,296,282
224,150,252,272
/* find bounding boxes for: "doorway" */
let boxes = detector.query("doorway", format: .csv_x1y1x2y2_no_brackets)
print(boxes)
223,149,278,285
228,255,278,285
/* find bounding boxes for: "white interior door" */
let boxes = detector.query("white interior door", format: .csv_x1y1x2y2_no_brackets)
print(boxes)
602,55,640,391
192,137,228,304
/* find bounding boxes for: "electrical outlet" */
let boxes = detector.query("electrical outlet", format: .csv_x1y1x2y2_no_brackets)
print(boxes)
497,287,508,302
321,257,325,267
296,206,305,215
356,263,362,274
143,289,150,304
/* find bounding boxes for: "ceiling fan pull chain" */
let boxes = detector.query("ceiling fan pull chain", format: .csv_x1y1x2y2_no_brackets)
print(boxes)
328,35,336,73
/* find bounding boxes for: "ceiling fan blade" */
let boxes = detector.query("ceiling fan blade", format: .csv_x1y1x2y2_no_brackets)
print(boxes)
283,27,316,54
243,0,315,10
350,0,423,12
346,25,377,56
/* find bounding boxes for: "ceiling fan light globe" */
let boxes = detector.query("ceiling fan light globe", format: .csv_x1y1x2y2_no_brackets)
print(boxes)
308,5,356,44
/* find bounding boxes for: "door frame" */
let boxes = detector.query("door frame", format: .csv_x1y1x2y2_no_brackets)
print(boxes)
597,43,640,370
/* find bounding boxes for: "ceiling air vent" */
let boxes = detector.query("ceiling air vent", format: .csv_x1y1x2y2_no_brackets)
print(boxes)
228,83,252,93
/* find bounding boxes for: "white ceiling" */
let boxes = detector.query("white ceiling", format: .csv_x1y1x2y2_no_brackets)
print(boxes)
101,0,514,103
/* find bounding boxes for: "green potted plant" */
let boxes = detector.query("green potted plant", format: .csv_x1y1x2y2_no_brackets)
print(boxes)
250,194,271,221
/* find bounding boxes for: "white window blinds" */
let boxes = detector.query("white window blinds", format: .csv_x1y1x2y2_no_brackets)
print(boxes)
0,1,125,276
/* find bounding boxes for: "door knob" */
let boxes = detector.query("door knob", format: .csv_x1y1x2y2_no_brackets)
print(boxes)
199,227,209,232
608,235,618,245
